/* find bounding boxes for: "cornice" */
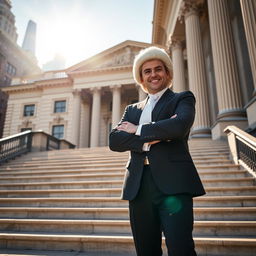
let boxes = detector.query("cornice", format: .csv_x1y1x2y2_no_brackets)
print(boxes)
67,65,133,77
35,77,72,87
2,77,72,94
152,0,166,44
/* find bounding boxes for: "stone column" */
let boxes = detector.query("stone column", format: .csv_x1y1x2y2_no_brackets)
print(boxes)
240,0,256,130
208,0,247,139
80,99,90,148
170,38,186,92
90,87,101,147
72,90,81,147
240,0,256,94
111,85,121,128
182,1,211,137
138,87,147,101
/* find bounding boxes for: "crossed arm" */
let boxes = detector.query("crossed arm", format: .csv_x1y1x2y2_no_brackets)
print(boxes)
116,114,177,145
109,92,195,152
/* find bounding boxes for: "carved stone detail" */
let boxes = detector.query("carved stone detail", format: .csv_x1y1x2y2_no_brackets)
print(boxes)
99,47,136,68
179,0,204,20
168,37,184,51
22,119,32,128
53,115,63,124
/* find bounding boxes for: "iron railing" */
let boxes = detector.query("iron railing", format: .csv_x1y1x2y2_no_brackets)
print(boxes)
47,135,61,150
0,130,32,164
224,126,256,176
0,130,75,165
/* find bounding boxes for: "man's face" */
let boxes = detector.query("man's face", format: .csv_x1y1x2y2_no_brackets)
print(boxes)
141,59,170,94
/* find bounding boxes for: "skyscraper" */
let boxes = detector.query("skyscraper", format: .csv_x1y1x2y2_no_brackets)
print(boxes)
22,20,37,55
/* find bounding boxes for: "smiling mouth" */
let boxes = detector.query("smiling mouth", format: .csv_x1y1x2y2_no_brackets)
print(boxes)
150,79,160,84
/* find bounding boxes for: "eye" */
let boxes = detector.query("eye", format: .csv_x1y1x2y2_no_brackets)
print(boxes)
143,69,151,75
155,67,163,72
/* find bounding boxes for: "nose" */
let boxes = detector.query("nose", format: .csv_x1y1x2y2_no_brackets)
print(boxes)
151,70,157,77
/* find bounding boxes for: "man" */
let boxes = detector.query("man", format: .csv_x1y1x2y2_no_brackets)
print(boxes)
109,46,205,256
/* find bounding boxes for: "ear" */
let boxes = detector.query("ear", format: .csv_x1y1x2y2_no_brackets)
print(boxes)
140,83,148,93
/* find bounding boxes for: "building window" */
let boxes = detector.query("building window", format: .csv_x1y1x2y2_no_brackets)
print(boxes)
54,100,66,113
6,62,16,76
52,125,64,139
23,104,35,117
3,76,11,85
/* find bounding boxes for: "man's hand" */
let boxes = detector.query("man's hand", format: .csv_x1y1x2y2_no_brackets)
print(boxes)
171,114,177,119
148,140,161,145
117,121,138,134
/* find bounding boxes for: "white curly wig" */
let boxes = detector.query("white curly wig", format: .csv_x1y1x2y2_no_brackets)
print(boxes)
133,46,173,90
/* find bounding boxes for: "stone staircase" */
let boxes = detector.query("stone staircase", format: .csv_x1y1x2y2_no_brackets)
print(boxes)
0,139,255,256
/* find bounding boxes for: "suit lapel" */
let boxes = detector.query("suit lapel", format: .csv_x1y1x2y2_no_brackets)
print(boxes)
152,89,175,121
134,97,148,124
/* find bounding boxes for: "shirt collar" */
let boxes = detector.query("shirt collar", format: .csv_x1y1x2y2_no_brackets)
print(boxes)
148,87,168,102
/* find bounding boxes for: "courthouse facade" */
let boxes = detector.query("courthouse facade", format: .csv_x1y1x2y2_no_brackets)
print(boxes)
152,0,256,139
2,0,256,147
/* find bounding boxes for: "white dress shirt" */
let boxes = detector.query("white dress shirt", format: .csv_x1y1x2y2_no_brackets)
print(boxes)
136,88,168,151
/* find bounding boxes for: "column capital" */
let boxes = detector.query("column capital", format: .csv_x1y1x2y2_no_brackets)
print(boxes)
110,84,122,90
89,87,101,93
72,89,81,96
179,0,203,19
168,36,184,51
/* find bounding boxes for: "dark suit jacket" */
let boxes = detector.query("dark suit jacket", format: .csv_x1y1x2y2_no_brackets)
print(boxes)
109,89,206,200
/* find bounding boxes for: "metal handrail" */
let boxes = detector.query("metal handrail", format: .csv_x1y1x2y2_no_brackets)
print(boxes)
0,130,75,165
0,130,32,164
46,135,61,150
224,125,256,177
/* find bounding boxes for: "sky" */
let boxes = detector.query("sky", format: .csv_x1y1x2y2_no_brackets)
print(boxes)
11,0,154,68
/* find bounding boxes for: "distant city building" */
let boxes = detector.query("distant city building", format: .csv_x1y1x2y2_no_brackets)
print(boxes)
43,53,66,71
22,20,36,55
0,0,17,42
0,0,41,138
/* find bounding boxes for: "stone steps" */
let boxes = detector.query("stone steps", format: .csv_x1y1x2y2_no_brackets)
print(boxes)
6,149,229,163
4,155,231,167
0,185,255,198
0,207,255,221
0,219,255,237
0,176,254,190
0,162,240,173
0,140,255,256
0,169,250,183
9,152,230,164
0,232,255,256
0,165,243,177
7,154,230,166
0,179,254,192
0,196,255,207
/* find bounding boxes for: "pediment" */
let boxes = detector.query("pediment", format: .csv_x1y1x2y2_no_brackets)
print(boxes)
67,40,151,73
